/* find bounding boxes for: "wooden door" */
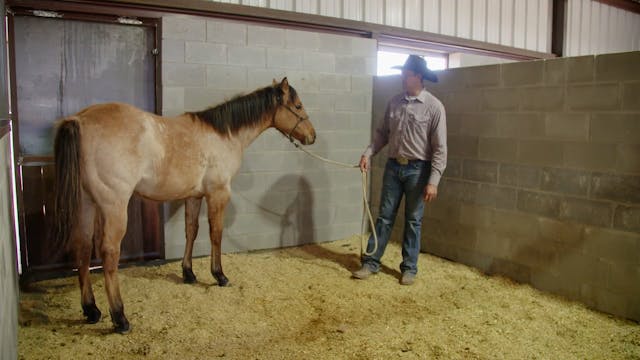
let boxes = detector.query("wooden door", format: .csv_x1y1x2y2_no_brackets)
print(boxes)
10,11,164,275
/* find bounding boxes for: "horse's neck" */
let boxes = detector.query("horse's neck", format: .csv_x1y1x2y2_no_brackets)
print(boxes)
234,116,272,149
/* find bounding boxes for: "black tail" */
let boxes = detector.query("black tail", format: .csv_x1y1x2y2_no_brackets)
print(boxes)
51,118,82,258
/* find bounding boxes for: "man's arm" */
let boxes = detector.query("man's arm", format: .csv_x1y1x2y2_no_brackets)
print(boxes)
361,103,392,172
423,104,447,202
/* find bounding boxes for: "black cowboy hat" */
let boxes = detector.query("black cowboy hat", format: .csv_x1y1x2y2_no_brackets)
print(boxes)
392,54,438,83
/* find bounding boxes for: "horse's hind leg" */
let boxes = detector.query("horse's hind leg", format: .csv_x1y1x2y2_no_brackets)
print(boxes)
206,189,230,286
75,194,101,323
98,203,130,333
182,197,203,283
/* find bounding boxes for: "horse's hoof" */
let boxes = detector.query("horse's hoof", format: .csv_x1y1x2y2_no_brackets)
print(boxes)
213,273,229,287
114,322,131,334
110,310,130,334
183,268,197,284
82,304,102,324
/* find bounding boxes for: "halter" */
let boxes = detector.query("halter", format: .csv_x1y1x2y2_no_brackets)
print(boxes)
276,104,309,143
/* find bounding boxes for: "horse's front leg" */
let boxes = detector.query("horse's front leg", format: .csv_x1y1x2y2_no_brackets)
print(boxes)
182,197,203,283
206,189,230,286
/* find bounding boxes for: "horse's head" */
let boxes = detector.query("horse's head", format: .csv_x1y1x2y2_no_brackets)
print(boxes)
272,78,316,145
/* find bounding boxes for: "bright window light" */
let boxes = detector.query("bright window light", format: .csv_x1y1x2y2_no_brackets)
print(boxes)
377,51,447,76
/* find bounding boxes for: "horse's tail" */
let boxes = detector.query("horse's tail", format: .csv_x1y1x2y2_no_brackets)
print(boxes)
51,117,82,257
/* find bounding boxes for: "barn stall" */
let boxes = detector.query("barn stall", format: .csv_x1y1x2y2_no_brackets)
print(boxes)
1,0,640,359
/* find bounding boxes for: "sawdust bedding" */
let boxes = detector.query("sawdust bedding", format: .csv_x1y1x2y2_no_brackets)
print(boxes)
18,236,640,359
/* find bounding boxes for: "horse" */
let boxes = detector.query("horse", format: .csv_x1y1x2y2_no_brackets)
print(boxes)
52,78,316,334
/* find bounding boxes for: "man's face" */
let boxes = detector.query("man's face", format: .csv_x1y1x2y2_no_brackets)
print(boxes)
401,69,422,95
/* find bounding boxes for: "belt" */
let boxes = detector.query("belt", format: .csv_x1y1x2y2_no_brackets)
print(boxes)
393,156,420,165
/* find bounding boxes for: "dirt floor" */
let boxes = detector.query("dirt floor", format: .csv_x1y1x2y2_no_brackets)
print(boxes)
18,236,640,359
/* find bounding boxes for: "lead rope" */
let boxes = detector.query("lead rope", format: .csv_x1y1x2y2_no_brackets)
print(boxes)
291,141,378,257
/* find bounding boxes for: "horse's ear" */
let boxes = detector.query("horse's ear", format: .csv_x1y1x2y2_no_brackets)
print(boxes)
280,77,290,92
272,78,278,86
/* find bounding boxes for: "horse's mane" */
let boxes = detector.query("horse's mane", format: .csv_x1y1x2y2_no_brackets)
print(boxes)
189,84,298,136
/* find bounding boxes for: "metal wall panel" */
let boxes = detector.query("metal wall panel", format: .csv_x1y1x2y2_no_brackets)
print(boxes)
457,0,472,39
404,0,422,31
270,0,294,11
440,0,456,36
565,0,640,56
241,0,268,6
385,0,403,27
211,0,639,55
501,0,514,46
513,0,526,49
320,0,341,18
525,0,538,50
364,0,384,24
537,0,550,52
487,0,501,44
472,0,487,42
423,0,440,34
343,0,363,21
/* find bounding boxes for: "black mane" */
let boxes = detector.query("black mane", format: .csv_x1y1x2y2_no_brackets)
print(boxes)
190,84,298,136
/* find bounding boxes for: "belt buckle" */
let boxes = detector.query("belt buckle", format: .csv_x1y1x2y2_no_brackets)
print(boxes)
397,157,409,165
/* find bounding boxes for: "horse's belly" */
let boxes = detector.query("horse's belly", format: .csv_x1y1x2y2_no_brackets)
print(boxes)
135,177,205,201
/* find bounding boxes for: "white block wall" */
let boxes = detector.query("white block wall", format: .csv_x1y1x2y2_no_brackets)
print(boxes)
161,15,376,259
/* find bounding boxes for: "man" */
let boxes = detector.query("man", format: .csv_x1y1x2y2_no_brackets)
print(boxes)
353,55,447,285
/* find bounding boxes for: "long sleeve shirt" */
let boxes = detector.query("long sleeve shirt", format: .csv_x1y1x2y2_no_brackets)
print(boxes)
363,88,447,186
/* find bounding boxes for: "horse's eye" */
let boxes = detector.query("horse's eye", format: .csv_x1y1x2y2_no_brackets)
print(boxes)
295,104,302,110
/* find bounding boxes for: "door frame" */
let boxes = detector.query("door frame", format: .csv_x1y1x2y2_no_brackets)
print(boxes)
6,3,164,278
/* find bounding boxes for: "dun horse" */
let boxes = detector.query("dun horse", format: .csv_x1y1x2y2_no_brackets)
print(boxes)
52,78,316,333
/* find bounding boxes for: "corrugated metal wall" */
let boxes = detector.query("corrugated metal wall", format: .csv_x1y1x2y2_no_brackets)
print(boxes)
207,0,640,56
208,0,552,52
565,0,640,56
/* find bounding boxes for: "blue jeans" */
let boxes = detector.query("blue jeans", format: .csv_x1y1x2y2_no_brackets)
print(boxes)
362,159,430,275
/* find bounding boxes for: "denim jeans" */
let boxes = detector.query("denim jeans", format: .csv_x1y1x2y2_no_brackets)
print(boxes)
362,158,430,275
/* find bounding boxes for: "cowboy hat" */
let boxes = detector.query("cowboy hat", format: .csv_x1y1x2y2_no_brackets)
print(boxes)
392,54,438,83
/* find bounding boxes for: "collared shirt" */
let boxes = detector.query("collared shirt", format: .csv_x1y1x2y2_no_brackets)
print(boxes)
363,88,447,186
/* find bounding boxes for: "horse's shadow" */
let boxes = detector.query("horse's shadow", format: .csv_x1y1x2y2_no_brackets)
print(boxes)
261,173,400,279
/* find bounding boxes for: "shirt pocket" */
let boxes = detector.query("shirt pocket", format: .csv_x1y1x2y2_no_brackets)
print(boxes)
406,110,428,132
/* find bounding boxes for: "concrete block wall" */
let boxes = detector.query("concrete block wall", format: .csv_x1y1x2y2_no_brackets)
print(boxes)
412,51,639,321
161,15,376,259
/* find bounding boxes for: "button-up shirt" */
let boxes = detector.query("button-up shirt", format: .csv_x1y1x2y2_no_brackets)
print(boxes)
363,88,447,186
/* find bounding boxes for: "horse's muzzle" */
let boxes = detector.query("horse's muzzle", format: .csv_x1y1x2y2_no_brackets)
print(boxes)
303,133,316,145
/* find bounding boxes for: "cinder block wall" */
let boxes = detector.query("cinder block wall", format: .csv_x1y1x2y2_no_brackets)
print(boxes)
161,15,376,258
412,51,639,321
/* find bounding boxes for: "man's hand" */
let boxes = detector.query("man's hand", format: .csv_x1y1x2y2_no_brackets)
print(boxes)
423,184,437,202
359,155,369,172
